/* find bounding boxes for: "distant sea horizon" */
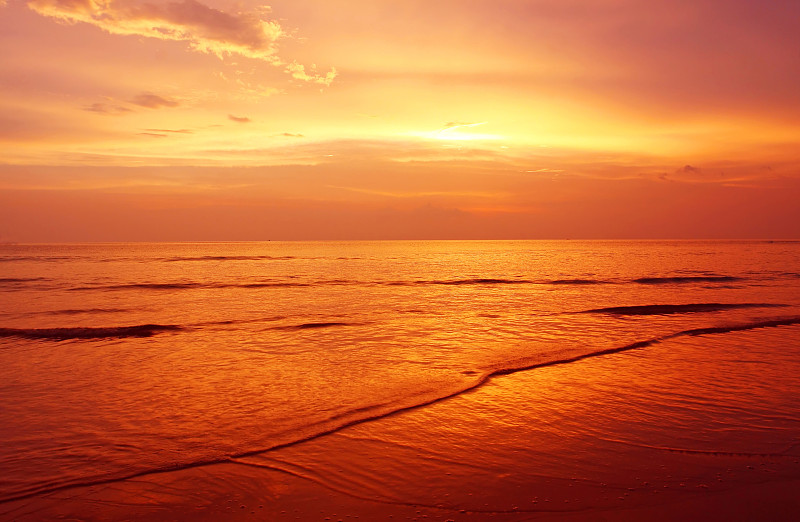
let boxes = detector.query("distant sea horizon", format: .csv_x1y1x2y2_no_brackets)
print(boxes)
2,239,799,519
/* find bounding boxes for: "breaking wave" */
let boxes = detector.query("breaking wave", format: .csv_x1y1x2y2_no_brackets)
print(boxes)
582,303,787,315
69,283,203,291
68,281,313,291
272,322,359,331
682,317,800,336
548,279,606,285
386,278,533,286
0,324,182,341
633,275,742,284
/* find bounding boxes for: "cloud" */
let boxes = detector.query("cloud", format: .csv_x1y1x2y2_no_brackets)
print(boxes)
145,128,193,134
28,0,282,61
83,102,132,114
277,132,304,138
285,61,337,86
130,93,179,108
27,0,335,84
442,121,478,130
228,114,250,123
442,122,486,131
407,122,500,141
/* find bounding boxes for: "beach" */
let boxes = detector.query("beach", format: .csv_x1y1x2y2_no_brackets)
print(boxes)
4,325,800,521
1,241,799,520
5,0,800,517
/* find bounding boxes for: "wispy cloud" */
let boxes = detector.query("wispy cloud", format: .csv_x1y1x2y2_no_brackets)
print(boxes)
27,0,335,84
228,114,250,123
326,185,505,200
145,128,193,134
442,121,482,131
130,93,179,109
83,102,132,115
408,122,501,141
28,0,282,61
285,61,337,86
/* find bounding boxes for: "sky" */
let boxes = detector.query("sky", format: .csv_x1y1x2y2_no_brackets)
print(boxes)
1,0,799,241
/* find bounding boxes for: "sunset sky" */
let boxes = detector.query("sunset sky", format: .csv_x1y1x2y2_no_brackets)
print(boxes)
1,0,799,241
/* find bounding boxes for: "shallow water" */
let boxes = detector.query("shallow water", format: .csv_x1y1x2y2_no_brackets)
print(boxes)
245,324,800,517
1,240,799,504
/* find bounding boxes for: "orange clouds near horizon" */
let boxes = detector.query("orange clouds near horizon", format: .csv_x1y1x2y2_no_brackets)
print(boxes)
1,0,799,241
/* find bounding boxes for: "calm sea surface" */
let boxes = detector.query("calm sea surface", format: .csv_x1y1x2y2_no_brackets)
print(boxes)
1,240,799,504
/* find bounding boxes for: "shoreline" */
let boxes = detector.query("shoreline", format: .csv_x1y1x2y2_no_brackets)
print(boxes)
3,460,799,521
3,326,800,521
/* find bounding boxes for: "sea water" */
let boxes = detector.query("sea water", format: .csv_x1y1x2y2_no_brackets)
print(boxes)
1,240,799,504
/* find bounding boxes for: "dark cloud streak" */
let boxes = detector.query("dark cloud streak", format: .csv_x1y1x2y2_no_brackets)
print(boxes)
83,102,132,114
130,93,179,109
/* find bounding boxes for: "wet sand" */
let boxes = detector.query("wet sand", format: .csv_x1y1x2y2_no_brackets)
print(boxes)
3,327,800,521
2,460,799,521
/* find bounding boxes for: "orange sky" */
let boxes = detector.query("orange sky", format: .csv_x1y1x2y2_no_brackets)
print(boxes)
1,0,799,241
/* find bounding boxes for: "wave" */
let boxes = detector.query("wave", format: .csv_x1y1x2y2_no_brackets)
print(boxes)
387,276,740,287
548,278,606,285
194,316,287,327
2,315,799,505
69,281,313,291
163,255,296,262
682,317,800,336
272,322,358,331
0,277,49,284
0,324,182,341
69,283,203,291
582,303,787,316
44,308,131,316
488,315,800,378
238,282,311,288
0,256,76,263
45,274,778,292
387,278,533,286
436,278,531,285
634,275,742,284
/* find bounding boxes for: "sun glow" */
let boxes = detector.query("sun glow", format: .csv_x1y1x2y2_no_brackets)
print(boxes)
1,0,799,241
409,122,503,142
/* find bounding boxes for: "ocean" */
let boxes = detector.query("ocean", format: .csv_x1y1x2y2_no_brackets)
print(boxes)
1,240,799,518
